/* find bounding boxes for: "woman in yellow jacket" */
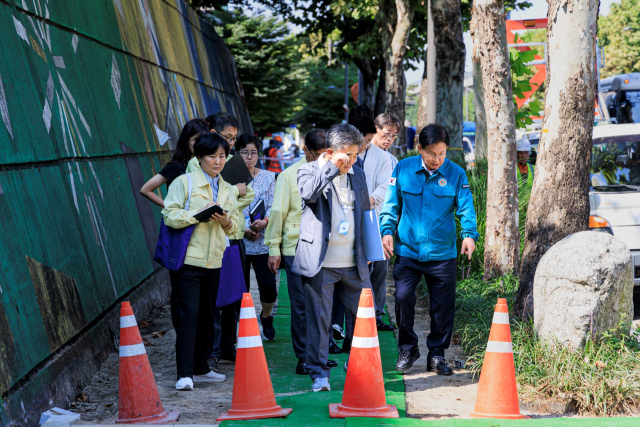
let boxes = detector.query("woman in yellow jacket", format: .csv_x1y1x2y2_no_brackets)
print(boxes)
162,133,239,391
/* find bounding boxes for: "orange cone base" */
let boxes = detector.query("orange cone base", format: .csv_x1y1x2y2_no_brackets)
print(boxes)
216,406,292,421
115,410,180,424
470,411,529,420
329,403,399,419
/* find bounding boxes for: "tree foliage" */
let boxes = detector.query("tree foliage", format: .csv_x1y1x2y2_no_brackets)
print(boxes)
204,10,307,133
510,36,542,128
599,0,640,78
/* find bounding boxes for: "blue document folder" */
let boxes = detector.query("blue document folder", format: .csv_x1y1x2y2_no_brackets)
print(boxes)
361,209,386,262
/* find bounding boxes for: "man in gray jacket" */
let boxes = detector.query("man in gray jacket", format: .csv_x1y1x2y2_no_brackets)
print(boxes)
293,123,372,392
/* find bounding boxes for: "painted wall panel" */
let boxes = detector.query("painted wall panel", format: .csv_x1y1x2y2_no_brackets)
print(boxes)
0,0,251,396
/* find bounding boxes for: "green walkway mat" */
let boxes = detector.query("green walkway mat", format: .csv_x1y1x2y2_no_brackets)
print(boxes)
221,271,405,427
221,272,638,426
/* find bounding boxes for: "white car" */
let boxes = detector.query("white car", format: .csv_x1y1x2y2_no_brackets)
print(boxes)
589,124,640,294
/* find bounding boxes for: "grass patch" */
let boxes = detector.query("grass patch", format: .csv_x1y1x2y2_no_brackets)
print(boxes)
454,274,640,416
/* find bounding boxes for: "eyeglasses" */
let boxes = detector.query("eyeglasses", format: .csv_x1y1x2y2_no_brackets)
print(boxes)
212,128,238,143
240,150,259,158
381,131,397,140
424,152,447,161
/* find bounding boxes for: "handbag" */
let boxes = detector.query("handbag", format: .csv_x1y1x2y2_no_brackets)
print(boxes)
216,244,246,307
153,174,196,271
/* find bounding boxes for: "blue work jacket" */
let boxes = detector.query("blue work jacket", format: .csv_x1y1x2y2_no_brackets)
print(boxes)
379,157,479,262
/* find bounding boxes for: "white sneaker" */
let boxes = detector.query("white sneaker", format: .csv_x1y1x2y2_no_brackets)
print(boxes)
193,370,226,383
176,377,194,390
312,377,331,392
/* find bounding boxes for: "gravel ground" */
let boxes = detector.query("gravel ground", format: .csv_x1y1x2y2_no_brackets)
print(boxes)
68,270,268,425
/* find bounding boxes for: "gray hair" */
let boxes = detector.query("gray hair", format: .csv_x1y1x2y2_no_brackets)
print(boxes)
326,123,364,151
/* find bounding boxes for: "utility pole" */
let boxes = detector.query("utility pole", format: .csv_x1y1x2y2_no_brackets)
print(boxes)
344,62,349,122
426,0,437,124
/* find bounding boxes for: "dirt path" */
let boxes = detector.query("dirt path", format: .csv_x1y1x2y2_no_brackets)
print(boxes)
383,269,480,420
69,270,269,425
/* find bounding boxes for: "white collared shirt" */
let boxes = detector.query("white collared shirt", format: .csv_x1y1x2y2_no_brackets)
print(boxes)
421,157,438,176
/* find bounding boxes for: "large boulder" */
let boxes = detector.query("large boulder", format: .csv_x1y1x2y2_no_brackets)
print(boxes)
534,231,633,349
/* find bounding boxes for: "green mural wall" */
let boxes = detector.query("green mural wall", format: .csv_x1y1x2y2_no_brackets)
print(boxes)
0,0,252,397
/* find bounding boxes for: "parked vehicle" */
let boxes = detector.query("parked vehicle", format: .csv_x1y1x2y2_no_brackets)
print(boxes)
599,73,640,125
589,124,640,297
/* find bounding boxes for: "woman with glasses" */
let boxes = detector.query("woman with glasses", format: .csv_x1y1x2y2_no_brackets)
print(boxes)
236,134,278,340
379,124,479,377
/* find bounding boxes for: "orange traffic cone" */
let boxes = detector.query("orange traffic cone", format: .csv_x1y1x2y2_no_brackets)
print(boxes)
116,302,179,424
217,293,292,421
470,298,528,419
329,288,399,418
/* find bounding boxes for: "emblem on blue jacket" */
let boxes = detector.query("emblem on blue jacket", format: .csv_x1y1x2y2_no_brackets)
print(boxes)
438,178,447,186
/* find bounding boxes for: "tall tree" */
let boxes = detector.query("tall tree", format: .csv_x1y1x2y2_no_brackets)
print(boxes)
417,50,429,133
470,7,488,161
377,0,415,148
515,0,599,317
208,11,306,133
432,0,465,152
598,0,640,78
473,0,520,278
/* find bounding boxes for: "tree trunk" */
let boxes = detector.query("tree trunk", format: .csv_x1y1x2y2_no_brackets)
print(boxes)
473,60,488,160
374,55,386,116
515,0,599,318
432,0,464,155
353,57,379,109
416,50,429,134
377,0,414,148
474,0,520,279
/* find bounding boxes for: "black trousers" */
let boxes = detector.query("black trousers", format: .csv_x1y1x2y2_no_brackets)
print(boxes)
244,253,278,304
169,264,220,379
212,240,246,358
284,256,306,359
393,256,456,359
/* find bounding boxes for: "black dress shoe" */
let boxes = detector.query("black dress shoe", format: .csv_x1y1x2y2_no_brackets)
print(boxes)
208,356,219,372
327,359,338,368
296,358,309,375
377,321,395,332
341,337,352,353
395,347,420,372
427,356,453,375
332,324,345,340
329,338,342,354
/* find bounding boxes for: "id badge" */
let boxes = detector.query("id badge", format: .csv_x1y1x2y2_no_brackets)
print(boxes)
338,220,350,235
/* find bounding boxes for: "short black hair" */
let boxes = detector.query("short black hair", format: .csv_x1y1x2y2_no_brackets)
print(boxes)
194,132,230,158
418,124,450,148
235,134,260,152
349,115,376,136
348,104,374,121
205,112,239,133
304,129,327,152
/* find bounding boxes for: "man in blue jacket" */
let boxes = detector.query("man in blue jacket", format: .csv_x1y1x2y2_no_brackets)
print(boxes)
380,124,478,375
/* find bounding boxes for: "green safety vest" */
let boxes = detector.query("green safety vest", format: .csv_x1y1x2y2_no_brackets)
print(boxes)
517,163,534,189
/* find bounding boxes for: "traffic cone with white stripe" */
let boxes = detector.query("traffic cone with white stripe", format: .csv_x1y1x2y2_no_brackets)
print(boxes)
329,288,399,418
470,298,528,419
216,293,292,421
116,302,179,424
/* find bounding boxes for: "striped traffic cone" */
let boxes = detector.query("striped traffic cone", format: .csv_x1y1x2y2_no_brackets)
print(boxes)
470,298,528,419
116,302,179,424
217,293,292,421
329,288,399,418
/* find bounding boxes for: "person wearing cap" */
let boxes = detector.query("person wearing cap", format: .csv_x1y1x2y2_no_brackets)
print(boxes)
265,136,285,175
380,124,478,376
516,134,534,190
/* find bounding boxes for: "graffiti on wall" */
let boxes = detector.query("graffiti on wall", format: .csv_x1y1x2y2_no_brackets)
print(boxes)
0,0,251,397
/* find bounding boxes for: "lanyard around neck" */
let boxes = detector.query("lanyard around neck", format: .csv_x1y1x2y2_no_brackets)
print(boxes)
330,176,351,219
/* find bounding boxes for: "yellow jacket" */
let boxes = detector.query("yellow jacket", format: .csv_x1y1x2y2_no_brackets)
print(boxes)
162,168,239,269
186,156,254,240
264,158,305,256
